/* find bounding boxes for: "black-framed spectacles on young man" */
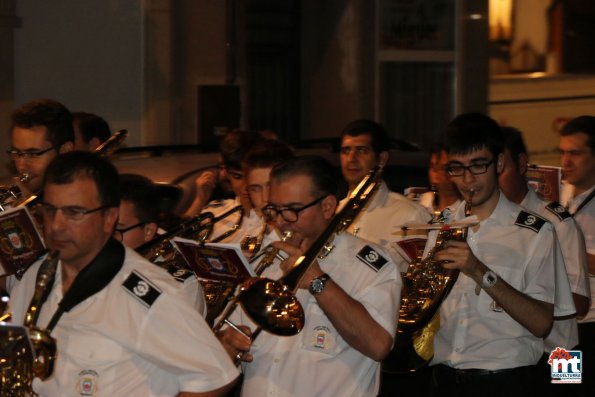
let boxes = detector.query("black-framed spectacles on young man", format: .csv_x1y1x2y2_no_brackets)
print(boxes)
113,222,148,242
446,160,494,177
262,195,328,223
7,144,62,160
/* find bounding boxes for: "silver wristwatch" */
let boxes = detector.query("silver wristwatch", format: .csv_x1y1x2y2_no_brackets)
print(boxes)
481,270,498,289
309,273,330,295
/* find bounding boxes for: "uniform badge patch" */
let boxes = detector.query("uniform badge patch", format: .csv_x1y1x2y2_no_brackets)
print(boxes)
545,201,571,221
167,266,194,283
122,271,162,308
514,210,546,233
76,369,99,396
356,245,388,272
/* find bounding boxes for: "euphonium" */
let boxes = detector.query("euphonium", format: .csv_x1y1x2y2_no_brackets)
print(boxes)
2,250,61,396
383,192,475,373
232,165,383,337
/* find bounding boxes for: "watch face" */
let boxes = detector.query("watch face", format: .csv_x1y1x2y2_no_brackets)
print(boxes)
311,279,324,293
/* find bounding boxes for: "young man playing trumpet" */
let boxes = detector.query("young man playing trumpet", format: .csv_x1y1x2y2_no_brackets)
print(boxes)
218,155,400,397
428,113,574,396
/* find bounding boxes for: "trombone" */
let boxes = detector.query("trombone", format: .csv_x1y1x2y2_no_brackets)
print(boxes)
212,165,383,355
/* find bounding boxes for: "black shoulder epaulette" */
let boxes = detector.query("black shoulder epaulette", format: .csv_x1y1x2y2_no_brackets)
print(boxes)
356,245,388,272
205,199,225,209
166,266,194,283
122,271,162,308
515,210,547,233
545,201,572,221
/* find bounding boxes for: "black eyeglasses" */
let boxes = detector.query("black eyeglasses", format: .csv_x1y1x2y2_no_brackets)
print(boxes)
7,144,62,160
262,195,328,223
446,160,494,177
113,221,147,241
38,202,110,221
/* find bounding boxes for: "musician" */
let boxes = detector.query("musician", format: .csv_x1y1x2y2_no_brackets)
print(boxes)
9,99,74,195
429,113,574,396
558,115,595,395
219,155,400,397
241,138,294,250
72,111,112,151
8,152,238,396
115,173,206,317
338,119,430,272
419,142,462,215
187,131,264,246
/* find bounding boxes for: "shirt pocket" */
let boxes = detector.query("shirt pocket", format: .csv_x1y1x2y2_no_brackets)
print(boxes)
299,303,341,360
59,334,124,395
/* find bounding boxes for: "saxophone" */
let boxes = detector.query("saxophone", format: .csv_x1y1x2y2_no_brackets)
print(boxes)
383,192,475,373
0,251,60,396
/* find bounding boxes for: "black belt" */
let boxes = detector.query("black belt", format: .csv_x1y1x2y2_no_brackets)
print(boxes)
434,363,530,383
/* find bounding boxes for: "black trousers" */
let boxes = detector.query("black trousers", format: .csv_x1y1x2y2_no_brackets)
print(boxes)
429,364,538,397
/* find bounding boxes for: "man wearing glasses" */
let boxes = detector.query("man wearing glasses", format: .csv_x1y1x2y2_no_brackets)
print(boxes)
428,113,574,396
8,99,74,196
114,173,206,316
9,151,239,396
218,155,400,397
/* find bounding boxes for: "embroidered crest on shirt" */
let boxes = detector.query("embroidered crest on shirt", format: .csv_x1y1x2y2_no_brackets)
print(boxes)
545,201,571,221
122,271,162,308
76,369,99,396
514,210,546,233
356,245,388,271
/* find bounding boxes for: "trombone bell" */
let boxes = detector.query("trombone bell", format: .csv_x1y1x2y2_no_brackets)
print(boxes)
237,278,305,336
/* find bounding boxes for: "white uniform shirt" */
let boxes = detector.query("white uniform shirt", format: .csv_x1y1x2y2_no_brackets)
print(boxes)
563,184,595,322
10,247,238,397
338,182,431,272
202,198,264,246
229,233,400,397
521,187,589,351
431,192,573,370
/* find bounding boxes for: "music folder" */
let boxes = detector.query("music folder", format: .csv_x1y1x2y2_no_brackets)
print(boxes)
0,206,46,277
171,237,256,283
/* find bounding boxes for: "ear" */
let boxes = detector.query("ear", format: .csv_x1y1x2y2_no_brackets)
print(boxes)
143,222,158,242
518,153,529,176
59,141,74,153
378,151,389,167
496,153,504,174
88,137,102,152
321,195,337,220
104,207,120,233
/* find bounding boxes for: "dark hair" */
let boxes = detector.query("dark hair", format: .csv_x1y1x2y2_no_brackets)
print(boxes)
270,155,338,198
501,126,528,166
242,139,294,171
11,99,74,146
220,130,264,170
340,119,391,154
443,113,504,158
43,151,120,208
561,115,595,153
119,174,159,223
72,112,112,144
